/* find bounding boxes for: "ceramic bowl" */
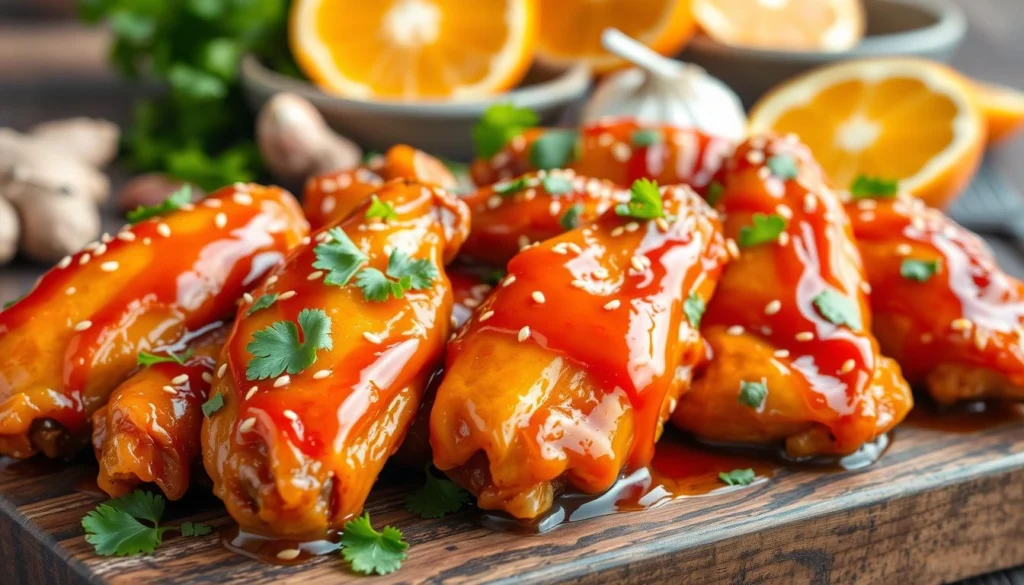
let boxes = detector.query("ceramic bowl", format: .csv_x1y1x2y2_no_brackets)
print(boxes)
678,0,967,107
240,56,590,161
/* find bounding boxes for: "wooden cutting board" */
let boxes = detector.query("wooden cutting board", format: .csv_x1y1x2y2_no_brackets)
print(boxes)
2,407,1023,585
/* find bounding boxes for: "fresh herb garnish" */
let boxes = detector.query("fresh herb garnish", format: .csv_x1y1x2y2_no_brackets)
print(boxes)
179,522,213,537
812,289,862,330
684,293,705,329
81,490,211,556
541,175,573,195
405,465,471,519
494,176,529,196
738,380,767,408
850,175,899,200
247,293,279,315
365,195,398,221
482,269,506,286
201,393,224,417
719,469,756,487
766,154,799,180
355,249,438,302
615,179,664,220
738,213,786,248
313,228,368,287
901,258,941,282
137,348,193,367
126,185,192,224
560,203,584,230
340,513,409,576
245,308,333,380
705,180,725,206
471,103,538,158
529,129,579,170
630,128,661,147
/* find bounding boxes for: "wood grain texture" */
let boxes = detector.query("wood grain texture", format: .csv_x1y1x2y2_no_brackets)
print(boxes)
1,416,1023,585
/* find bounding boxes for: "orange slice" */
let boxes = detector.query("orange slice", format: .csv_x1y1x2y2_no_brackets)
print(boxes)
973,81,1024,145
535,0,696,73
290,0,537,100
692,0,864,52
748,58,986,209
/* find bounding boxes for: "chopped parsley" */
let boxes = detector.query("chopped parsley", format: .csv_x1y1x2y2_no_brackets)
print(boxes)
901,258,941,282
340,513,409,576
705,180,725,206
766,154,799,180
313,228,368,288
81,490,212,556
471,103,538,158
365,195,398,221
126,185,193,224
245,308,333,380
738,213,786,248
684,293,705,329
738,380,767,408
560,203,584,230
482,269,506,286
850,175,899,200
541,175,573,195
529,129,579,170
630,128,661,147
405,465,471,519
356,249,439,302
179,522,213,537
494,176,530,196
719,468,756,486
201,393,224,417
247,293,278,315
812,289,861,330
615,178,664,220
137,348,192,367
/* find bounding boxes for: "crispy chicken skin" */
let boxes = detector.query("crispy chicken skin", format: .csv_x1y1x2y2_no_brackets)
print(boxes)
431,185,729,519
0,184,308,459
91,325,228,499
847,193,1024,404
303,144,457,229
470,118,734,190
672,136,913,458
202,179,470,537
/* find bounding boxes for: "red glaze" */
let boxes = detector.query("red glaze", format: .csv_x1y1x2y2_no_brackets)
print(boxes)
672,135,913,457
431,184,729,519
460,169,629,266
470,118,734,190
847,193,1024,404
92,324,228,500
303,145,457,229
202,179,470,537
0,184,308,458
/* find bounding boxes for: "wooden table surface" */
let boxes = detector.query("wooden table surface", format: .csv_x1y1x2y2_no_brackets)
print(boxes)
1,2,1023,583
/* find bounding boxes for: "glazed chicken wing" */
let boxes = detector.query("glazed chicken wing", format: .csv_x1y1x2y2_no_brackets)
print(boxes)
671,136,913,457
202,179,470,537
847,192,1024,404
431,183,729,520
0,184,308,458
91,324,228,499
470,118,734,190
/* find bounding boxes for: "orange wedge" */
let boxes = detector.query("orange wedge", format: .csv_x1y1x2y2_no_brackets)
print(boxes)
290,0,537,100
974,81,1024,145
534,0,696,73
748,58,986,209
692,0,864,52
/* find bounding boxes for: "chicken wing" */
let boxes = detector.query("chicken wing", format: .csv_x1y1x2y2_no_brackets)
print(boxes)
202,179,470,536
431,183,728,520
671,136,913,457
0,184,308,458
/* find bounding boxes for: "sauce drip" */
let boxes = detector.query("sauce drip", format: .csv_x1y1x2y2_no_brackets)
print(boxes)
221,526,340,565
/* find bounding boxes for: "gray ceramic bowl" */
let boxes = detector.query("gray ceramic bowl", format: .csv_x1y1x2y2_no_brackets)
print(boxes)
241,56,590,161
679,0,967,107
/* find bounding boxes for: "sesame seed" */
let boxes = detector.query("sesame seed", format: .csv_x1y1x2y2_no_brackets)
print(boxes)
487,195,502,209
94,243,107,256
278,291,297,300
747,150,765,165
307,270,324,280
65,287,76,295
274,375,290,388
757,167,771,181
624,222,639,233
157,223,171,238
79,253,91,265
604,299,621,310
531,291,546,304
283,410,298,421
276,549,301,561
631,256,646,272
611,226,625,237
74,320,92,332
774,349,790,358
243,292,254,304
764,300,781,315
896,244,912,256
795,331,815,342
950,318,972,331
594,267,609,279
201,372,213,384
217,363,227,378
479,310,494,322
727,325,745,335
839,359,856,375
238,417,256,433
57,256,72,269
266,275,279,286
778,232,790,246
171,374,189,384
911,217,926,231
84,241,99,251
857,199,877,210
162,385,176,395
548,201,561,216
215,213,227,228
598,133,615,147
245,386,258,400
552,245,567,255
861,282,872,295
776,204,793,220
571,279,587,289
656,218,670,232
321,179,338,193
463,298,480,308
517,326,531,342
611,142,632,162
101,233,113,244
566,242,583,254
95,260,117,274
143,237,152,245
518,235,531,249
203,198,222,208
233,193,253,205
503,275,516,287
803,194,817,213
117,231,136,242
363,332,382,344
313,369,331,379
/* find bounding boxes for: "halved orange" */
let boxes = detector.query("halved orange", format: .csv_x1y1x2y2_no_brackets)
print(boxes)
748,58,986,209
290,0,537,100
973,81,1024,145
692,0,864,52
534,0,696,73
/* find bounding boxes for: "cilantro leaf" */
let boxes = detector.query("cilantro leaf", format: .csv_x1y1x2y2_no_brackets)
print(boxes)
472,103,538,158
615,179,664,220
355,268,400,302
630,129,661,147
530,130,579,170
494,176,529,196
245,308,333,380
812,289,862,330
247,293,278,315
705,180,725,206
340,513,409,576
365,195,398,221
314,228,368,287
202,393,224,417
738,380,767,408
126,185,193,224
82,490,172,556
388,249,438,290
850,175,899,200
542,175,573,195
179,522,213,537
405,465,471,519
684,293,705,329
719,468,756,486
766,154,798,180
137,348,192,368
560,203,584,230
738,213,786,248
482,269,506,286
901,258,941,282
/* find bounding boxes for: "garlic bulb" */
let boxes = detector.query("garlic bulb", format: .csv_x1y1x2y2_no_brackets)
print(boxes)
583,29,747,142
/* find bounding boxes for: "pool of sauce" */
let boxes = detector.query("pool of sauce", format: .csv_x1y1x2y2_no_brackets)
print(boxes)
903,399,1024,433
221,525,341,565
